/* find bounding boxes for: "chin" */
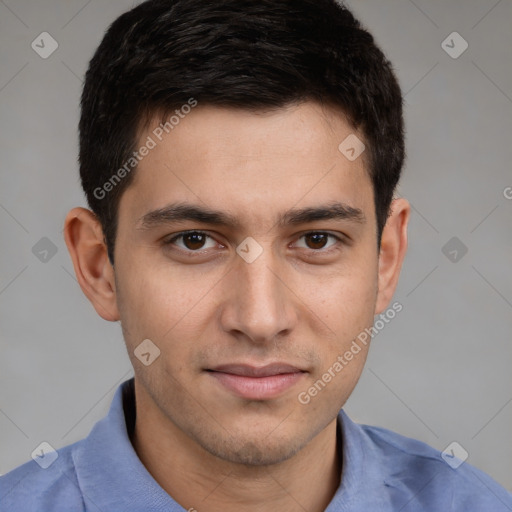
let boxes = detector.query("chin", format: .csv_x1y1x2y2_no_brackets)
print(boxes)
195,429,305,467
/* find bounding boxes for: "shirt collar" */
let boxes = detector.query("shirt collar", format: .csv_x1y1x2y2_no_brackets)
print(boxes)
74,378,182,511
74,378,396,511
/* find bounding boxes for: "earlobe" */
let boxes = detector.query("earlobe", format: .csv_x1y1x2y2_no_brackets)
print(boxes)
375,198,410,315
63,207,120,322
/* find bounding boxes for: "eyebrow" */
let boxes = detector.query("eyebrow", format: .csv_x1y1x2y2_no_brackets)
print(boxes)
136,201,366,231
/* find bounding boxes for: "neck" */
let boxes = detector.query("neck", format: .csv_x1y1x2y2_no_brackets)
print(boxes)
130,386,341,512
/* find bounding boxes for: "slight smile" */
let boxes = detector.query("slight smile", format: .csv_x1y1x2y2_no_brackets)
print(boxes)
206,363,308,400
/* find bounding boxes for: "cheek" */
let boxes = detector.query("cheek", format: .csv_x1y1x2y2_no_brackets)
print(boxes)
312,262,378,332
304,259,378,382
116,254,179,318
115,258,222,357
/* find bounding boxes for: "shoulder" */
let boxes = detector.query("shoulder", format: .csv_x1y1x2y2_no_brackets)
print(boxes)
0,442,85,512
359,421,512,511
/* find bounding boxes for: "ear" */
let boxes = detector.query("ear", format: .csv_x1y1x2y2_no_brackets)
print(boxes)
63,207,120,322
375,198,410,315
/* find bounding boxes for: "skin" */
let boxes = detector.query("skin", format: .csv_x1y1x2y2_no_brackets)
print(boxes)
64,101,410,512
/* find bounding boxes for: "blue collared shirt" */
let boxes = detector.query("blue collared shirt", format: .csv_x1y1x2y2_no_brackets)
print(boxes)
1,378,511,511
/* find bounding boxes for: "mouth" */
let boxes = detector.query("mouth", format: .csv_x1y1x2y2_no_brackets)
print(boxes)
205,363,307,400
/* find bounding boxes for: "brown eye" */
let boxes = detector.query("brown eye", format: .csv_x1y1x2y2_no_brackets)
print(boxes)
294,232,342,252
304,233,329,250
182,232,207,250
165,231,217,252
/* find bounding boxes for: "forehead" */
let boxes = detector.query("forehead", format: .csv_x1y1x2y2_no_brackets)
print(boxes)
118,101,374,230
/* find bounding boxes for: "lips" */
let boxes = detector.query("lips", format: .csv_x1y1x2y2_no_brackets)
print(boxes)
206,363,306,400
210,363,304,377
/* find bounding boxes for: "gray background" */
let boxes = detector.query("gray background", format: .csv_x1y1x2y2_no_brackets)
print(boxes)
0,0,511,493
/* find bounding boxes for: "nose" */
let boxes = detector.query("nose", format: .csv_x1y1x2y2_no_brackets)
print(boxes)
219,246,298,345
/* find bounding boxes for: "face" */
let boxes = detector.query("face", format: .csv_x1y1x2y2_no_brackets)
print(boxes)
112,101,382,466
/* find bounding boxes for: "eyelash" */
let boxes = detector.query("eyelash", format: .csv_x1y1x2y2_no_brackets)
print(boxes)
163,230,345,254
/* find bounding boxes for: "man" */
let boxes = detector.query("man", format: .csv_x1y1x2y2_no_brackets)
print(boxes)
1,0,511,510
